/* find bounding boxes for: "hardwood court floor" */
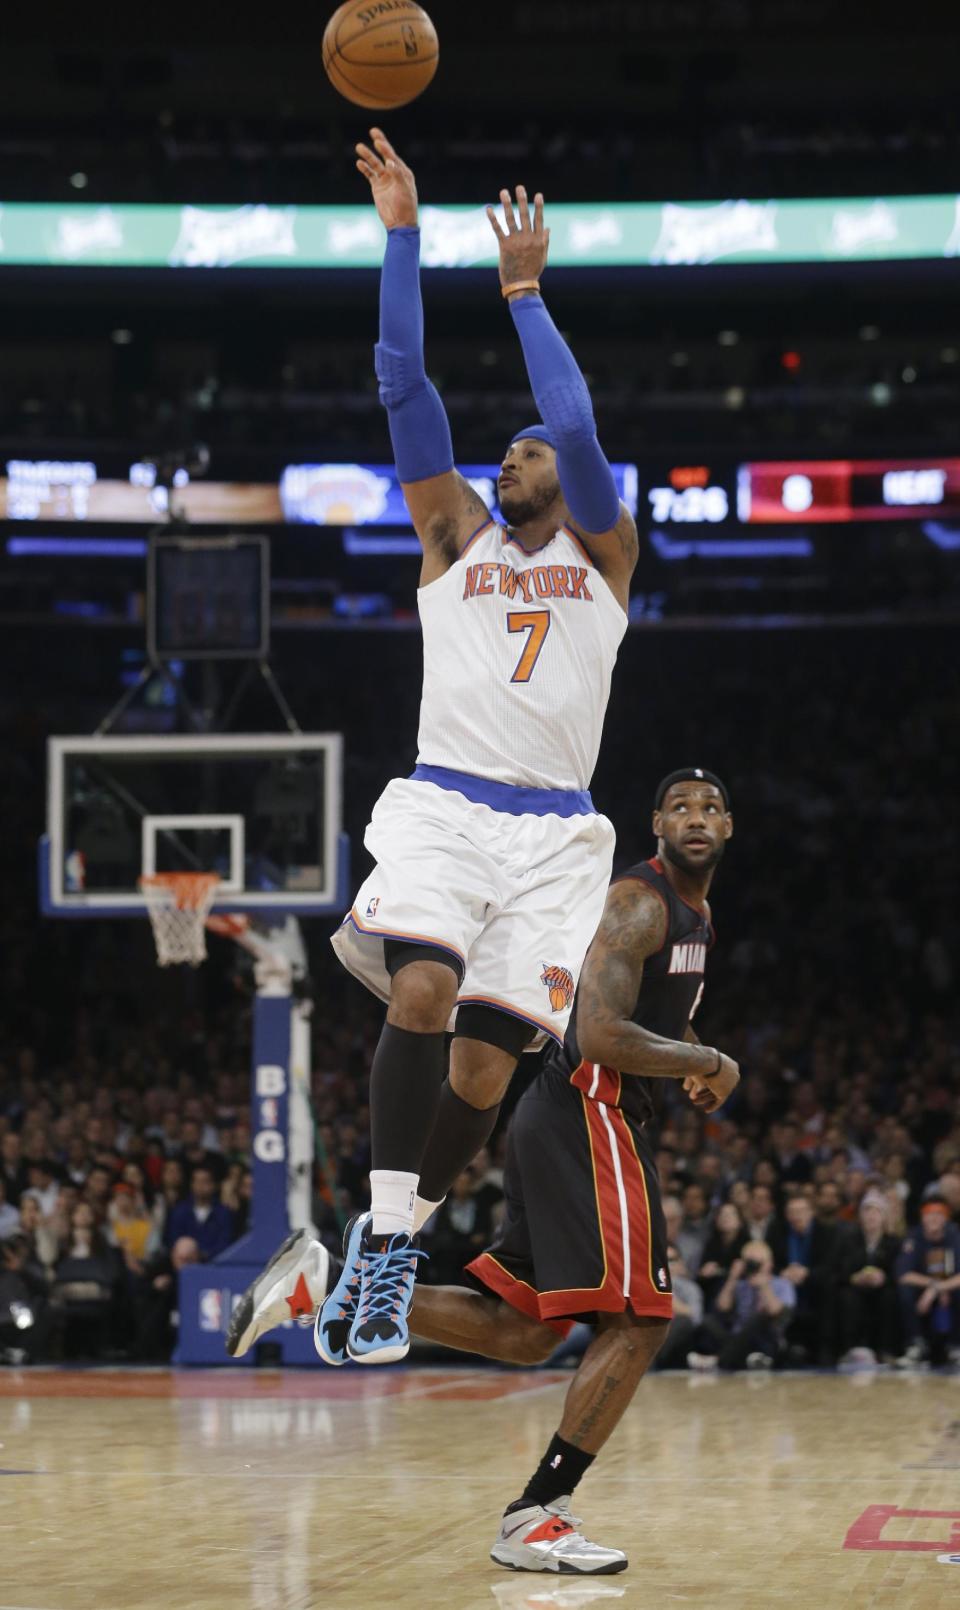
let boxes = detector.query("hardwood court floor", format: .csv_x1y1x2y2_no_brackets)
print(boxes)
2,1365,959,1610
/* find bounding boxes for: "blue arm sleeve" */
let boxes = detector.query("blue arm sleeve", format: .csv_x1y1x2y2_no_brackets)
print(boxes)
375,226,455,483
509,294,621,533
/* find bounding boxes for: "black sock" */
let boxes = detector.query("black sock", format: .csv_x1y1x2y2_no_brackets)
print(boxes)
417,1080,501,1201
369,1023,446,1173
505,1433,596,1514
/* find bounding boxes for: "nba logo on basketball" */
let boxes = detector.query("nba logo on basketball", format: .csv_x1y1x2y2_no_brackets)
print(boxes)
199,1288,223,1332
541,964,574,1013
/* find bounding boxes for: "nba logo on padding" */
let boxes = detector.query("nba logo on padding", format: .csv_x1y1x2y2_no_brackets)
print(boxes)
199,1288,223,1332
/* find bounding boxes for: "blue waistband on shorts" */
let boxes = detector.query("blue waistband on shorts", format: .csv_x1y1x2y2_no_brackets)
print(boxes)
410,764,595,818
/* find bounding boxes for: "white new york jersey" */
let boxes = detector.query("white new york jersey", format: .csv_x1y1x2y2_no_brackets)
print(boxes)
416,520,627,791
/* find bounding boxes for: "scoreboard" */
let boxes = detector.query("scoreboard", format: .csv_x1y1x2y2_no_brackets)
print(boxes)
2,456,958,535
737,459,960,523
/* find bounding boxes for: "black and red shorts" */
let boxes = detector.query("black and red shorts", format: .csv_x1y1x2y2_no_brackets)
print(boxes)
466,1065,673,1334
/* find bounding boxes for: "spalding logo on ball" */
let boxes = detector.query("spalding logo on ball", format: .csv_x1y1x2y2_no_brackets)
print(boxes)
323,1,439,110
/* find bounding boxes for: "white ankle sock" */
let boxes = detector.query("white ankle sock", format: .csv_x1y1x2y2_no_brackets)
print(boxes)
370,1169,418,1238
413,1193,444,1235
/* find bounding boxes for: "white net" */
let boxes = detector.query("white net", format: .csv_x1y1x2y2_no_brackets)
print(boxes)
140,873,220,967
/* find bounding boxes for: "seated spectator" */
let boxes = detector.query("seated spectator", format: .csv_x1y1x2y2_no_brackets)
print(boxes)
107,1183,155,1268
678,1183,711,1275
23,1158,61,1218
745,1183,777,1244
689,1240,796,1371
425,1167,496,1286
16,1193,58,1274
693,1153,726,1210
133,1236,201,1361
814,1179,843,1230
0,1176,18,1239
1,1132,27,1206
151,1157,186,1245
698,1201,748,1311
834,1190,903,1363
663,1195,705,1278
770,1194,839,1364
83,1164,114,1215
655,1244,704,1369
838,1167,868,1223
163,1165,235,1260
768,1120,813,1185
896,1190,960,1367
655,1144,679,1200
221,1165,252,1237
176,1119,227,1183
0,1232,57,1364
53,1202,121,1358
142,1136,167,1191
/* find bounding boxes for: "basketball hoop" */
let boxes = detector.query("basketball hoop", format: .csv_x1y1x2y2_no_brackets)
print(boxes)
140,872,221,967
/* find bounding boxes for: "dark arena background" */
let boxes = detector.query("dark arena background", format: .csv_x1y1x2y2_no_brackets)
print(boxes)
2,5,960,1606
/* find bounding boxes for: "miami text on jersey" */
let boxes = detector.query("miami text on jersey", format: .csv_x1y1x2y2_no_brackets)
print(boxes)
668,941,707,975
462,562,594,603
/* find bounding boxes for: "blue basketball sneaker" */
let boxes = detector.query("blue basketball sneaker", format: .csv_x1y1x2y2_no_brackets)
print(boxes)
347,1225,426,1365
314,1211,370,1366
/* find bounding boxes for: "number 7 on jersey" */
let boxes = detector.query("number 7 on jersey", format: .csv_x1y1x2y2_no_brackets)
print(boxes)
507,610,551,683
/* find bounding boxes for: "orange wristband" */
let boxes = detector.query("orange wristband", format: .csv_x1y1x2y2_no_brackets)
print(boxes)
501,280,541,299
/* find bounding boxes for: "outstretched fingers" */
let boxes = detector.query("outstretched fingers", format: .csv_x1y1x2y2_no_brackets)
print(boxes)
370,126,402,168
489,187,546,237
355,140,385,180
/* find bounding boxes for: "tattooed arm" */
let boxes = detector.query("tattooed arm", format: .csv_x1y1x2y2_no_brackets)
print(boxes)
575,881,739,1110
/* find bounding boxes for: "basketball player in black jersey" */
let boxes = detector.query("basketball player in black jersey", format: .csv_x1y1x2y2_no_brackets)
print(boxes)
426,767,740,1573
229,768,738,1574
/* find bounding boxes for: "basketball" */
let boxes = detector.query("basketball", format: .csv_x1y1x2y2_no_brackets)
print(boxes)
323,1,439,110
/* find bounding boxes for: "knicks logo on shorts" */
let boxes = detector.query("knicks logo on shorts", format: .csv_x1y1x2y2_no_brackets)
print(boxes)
541,963,574,1013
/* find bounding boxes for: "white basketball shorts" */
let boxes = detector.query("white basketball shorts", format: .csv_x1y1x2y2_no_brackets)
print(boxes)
330,766,615,1050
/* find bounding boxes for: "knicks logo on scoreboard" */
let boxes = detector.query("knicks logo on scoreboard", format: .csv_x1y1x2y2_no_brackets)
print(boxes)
541,963,575,1013
668,942,706,975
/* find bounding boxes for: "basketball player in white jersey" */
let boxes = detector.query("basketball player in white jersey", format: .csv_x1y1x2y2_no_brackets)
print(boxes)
233,129,638,1366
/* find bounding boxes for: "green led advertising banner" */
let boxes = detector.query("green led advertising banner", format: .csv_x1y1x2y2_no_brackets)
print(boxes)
0,195,958,269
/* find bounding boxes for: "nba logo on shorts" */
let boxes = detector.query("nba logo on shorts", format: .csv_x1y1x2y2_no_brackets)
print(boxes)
199,1288,223,1332
366,895,381,918
657,1267,668,1289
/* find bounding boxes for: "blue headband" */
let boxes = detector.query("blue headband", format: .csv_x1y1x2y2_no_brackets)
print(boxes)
508,424,556,450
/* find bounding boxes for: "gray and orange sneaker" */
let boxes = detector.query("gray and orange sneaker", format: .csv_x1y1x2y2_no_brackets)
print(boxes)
225,1229,331,1358
490,1498,628,1575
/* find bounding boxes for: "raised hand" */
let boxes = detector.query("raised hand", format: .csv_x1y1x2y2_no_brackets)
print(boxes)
356,128,418,231
486,186,550,294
